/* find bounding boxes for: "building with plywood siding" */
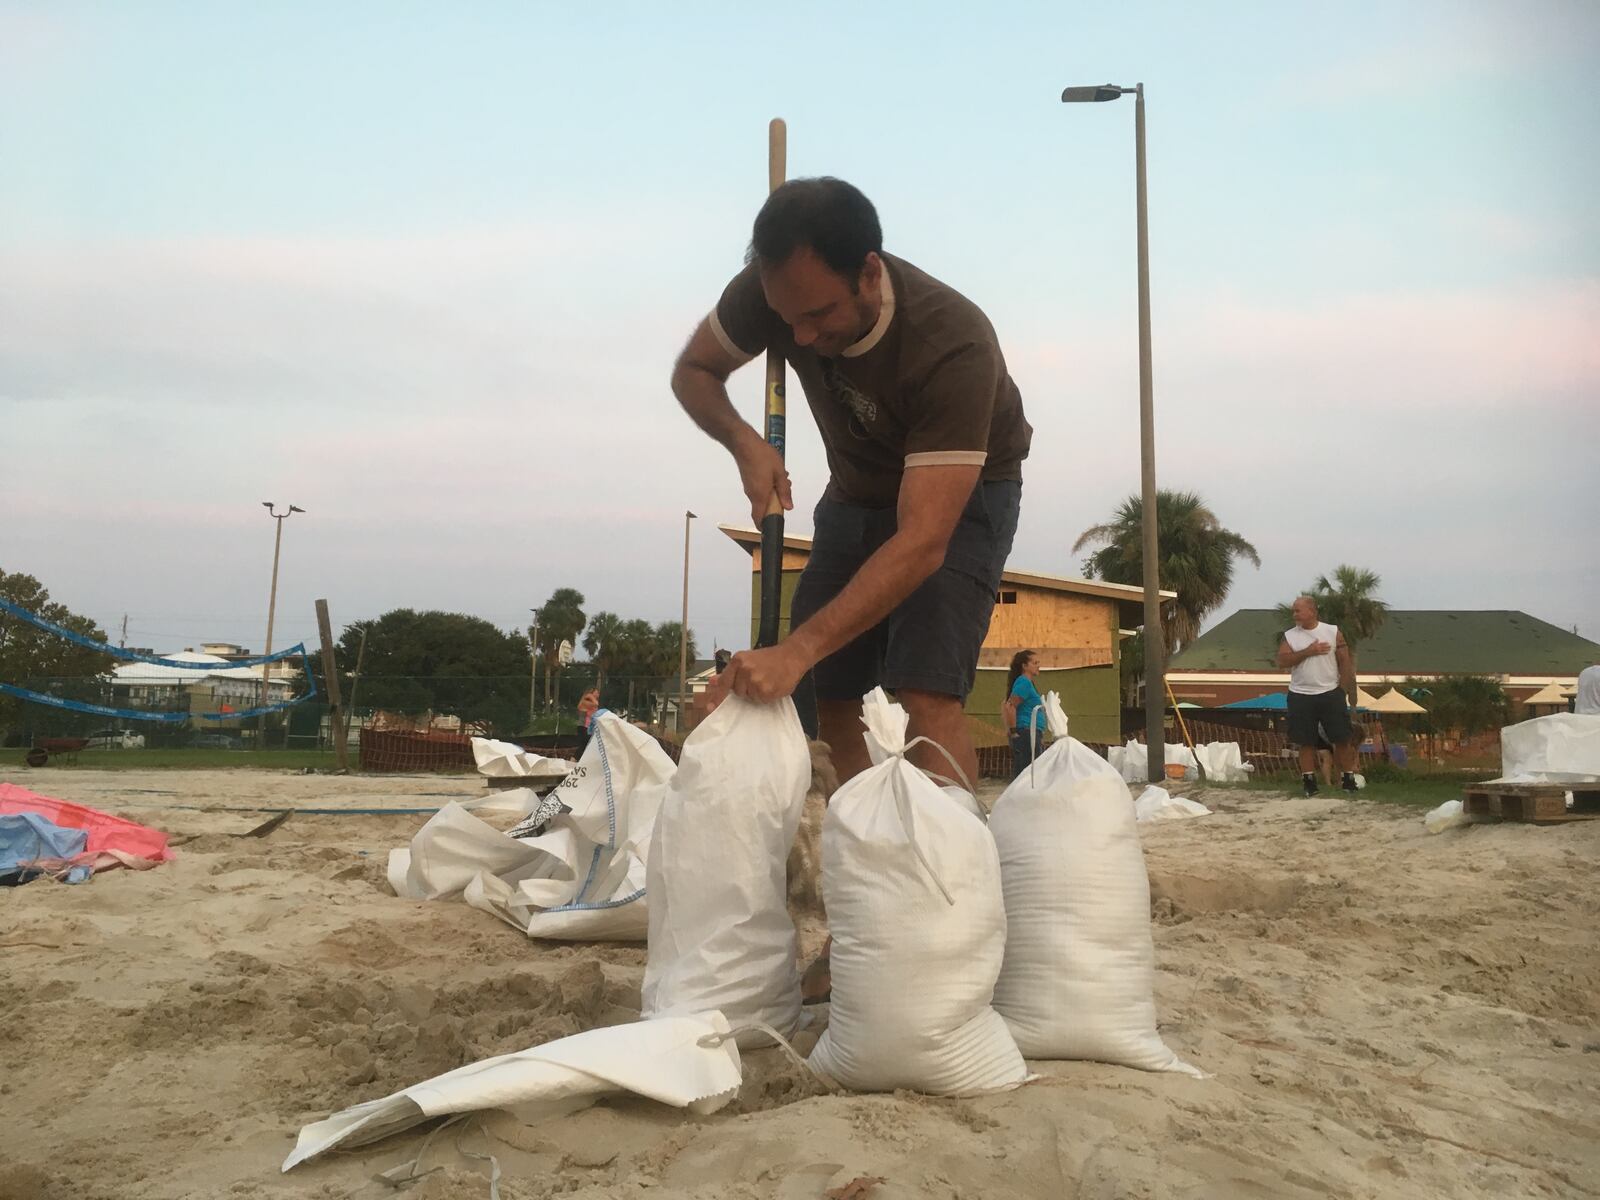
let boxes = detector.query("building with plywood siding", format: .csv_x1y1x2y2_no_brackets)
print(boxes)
719,525,1175,746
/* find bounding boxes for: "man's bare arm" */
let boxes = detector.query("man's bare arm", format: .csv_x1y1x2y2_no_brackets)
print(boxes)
1276,637,1331,669
1335,631,1356,695
671,319,793,525
786,464,981,669
722,464,983,702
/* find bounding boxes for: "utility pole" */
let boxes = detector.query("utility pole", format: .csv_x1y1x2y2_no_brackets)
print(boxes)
528,609,539,732
678,510,696,731
259,502,304,746
119,614,128,649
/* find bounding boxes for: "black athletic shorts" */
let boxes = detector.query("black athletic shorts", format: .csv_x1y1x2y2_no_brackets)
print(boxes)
791,479,1021,703
1287,688,1352,747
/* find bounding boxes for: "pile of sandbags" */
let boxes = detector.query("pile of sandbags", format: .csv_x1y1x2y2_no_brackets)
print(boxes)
1110,738,1251,783
389,710,674,940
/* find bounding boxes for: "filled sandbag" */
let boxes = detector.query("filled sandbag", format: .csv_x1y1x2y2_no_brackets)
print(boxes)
990,693,1201,1076
642,695,810,1048
1497,713,1600,783
807,689,1027,1095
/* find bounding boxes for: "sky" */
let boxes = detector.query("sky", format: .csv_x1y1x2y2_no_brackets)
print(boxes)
2,0,1597,664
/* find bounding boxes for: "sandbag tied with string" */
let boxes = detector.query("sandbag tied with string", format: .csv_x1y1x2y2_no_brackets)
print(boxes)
807,688,1029,1096
990,691,1203,1076
642,694,811,1049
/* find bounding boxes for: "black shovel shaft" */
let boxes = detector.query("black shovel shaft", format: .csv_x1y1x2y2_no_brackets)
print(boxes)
757,511,784,647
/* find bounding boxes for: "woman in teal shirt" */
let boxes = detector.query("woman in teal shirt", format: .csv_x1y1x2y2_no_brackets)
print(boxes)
1004,649,1047,779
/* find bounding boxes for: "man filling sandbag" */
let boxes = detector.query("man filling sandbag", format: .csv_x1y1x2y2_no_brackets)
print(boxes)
641,695,811,1048
806,689,1028,1095
990,692,1201,1077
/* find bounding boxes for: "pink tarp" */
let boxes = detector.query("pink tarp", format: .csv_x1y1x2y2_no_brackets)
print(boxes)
0,783,173,872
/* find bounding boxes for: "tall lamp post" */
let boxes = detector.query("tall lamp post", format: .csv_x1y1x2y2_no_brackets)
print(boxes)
678,511,696,731
259,502,304,745
1060,82,1165,782
528,608,540,732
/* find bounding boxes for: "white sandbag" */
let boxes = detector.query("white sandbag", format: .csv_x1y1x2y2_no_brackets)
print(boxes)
1113,738,1199,783
1193,742,1253,783
282,1011,742,1171
1423,799,1471,834
1496,714,1600,783
642,695,810,1048
1133,785,1211,822
991,692,1201,1076
470,735,573,783
388,710,674,941
807,689,1027,1096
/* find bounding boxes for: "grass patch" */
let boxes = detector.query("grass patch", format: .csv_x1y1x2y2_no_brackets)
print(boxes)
1,748,341,771
1212,767,1497,809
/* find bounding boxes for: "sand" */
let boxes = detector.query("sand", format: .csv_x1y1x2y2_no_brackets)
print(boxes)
3,768,1597,1200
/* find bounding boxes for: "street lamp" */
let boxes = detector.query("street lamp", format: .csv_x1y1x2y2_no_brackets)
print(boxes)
1060,81,1166,783
259,502,304,745
678,511,696,731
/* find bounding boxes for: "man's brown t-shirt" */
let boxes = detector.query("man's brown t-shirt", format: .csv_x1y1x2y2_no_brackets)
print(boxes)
708,253,1032,508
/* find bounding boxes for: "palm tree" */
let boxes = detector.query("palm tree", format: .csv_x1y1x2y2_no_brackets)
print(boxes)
1073,490,1260,653
533,587,586,705
581,611,625,688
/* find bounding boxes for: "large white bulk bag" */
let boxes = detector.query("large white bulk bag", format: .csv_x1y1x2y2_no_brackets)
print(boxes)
642,695,810,1048
388,710,674,941
1499,713,1600,782
807,689,1028,1095
991,692,1201,1076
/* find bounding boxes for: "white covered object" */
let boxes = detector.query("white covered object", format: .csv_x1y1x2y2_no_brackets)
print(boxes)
1192,742,1253,783
1133,785,1211,822
642,696,810,1048
990,693,1201,1076
470,736,573,783
1423,799,1471,834
282,1012,742,1171
388,710,674,940
1496,713,1600,783
807,689,1027,1096
1112,739,1250,784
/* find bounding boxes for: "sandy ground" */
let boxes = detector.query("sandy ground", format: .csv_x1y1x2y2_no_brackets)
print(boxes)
3,767,1597,1200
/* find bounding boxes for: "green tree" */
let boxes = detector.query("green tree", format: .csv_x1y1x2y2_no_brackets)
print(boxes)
1402,675,1508,738
1073,490,1260,653
332,609,531,736
0,570,115,734
532,587,586,705
581,611,626,688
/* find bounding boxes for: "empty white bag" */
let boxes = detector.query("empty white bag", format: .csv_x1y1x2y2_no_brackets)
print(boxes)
641,695,810,1048
807,689,1028,1096
470,735,573,783
990,692,1201,1076
388,710,675,941
282,1011,743,1171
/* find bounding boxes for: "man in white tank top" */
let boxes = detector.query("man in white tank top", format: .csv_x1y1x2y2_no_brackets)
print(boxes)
1276,596,1357,797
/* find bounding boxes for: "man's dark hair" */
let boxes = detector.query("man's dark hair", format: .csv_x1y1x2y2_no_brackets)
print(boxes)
749,177,882,283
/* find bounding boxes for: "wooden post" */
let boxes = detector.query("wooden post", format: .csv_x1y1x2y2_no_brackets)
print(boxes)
315,599,350,774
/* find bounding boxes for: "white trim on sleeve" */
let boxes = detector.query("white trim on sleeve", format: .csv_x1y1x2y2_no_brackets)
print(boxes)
904,450,989,469
708,309,758,366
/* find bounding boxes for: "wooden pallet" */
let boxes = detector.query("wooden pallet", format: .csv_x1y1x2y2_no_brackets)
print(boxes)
1463,782,1600,825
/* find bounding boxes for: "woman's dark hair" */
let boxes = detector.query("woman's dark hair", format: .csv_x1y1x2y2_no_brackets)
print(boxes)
1007,649,1036,695
749,177,882,283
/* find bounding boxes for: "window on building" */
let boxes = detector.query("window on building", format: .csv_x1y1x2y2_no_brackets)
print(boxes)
995,590,1018,605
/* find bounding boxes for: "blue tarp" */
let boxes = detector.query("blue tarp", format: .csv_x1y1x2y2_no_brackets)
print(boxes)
1220,692,1289,710
0,811,91,884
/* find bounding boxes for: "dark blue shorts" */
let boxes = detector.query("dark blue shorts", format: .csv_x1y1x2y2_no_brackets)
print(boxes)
791,480,1021,703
